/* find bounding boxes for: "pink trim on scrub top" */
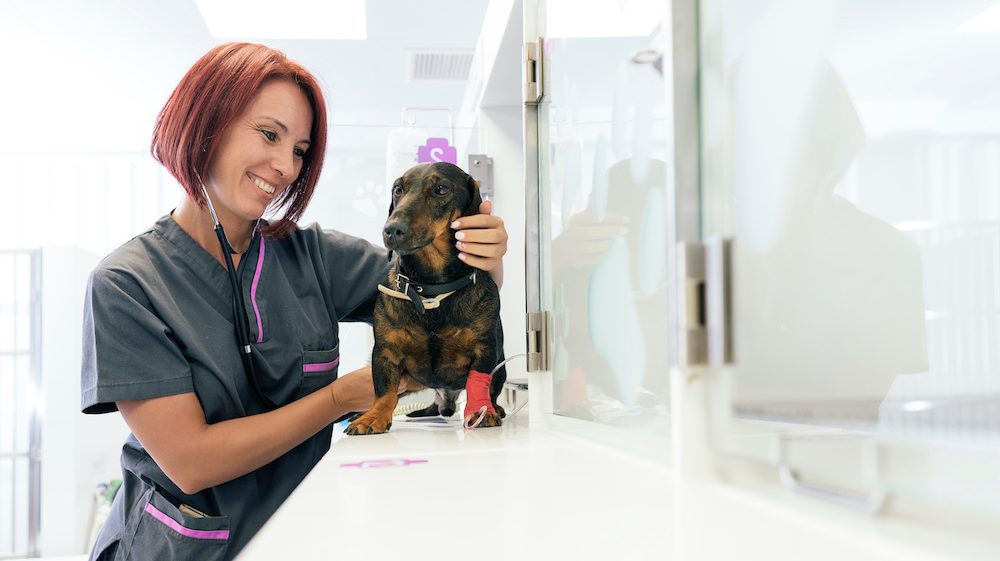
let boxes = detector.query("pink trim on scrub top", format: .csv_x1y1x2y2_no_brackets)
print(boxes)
303,357,340,373
143,503,229,540
251,235,265,343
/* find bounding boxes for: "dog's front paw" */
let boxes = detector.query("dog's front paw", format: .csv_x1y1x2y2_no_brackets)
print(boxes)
345,413,393,435
464,410,503,428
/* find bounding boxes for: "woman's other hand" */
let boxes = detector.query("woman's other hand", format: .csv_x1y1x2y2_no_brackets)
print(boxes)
452,200,508,287
328,366,415,413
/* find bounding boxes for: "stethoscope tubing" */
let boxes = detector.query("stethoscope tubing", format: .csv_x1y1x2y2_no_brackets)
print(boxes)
199,177,278,410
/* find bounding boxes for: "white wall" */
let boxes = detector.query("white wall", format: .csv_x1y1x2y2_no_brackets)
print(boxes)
39,247,130,556
478,105,528,382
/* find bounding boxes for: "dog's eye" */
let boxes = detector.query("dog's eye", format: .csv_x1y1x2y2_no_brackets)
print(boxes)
392,185,403,197
434,185,450,196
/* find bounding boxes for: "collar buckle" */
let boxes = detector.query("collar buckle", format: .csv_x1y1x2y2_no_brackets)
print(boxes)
395,273,410,292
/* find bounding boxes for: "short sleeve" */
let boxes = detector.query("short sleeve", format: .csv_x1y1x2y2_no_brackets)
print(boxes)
308,226,389,325
81,266,194,414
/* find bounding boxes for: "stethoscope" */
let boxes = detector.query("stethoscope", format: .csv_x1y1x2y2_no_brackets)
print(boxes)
197,175,279,410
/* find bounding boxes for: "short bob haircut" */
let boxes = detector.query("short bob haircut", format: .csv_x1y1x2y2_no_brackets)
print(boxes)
152,42,327,239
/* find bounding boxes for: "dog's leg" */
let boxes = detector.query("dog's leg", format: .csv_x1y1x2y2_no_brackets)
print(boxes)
436,326,502,428
347,328,429,435
460,298,506,427
466,364,507,423
466,351,504,429
344,379,399,435
405,389,460,418
404,402,439,417
464,370,502,428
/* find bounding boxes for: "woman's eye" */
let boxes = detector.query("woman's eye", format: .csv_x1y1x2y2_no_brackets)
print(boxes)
392,185,403,197
293,147,306,158
260,129,277,142
434,185,449,196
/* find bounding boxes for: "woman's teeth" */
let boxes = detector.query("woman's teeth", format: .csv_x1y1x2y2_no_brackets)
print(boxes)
252,176,276,194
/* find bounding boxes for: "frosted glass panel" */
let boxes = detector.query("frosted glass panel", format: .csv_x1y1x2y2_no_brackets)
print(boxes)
538,3,671,427
701,0,1000,437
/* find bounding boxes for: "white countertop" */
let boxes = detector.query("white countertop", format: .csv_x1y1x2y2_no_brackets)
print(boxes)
237,411,1000,561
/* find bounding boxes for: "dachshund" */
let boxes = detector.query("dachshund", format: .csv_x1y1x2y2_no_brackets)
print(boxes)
345,162,506,435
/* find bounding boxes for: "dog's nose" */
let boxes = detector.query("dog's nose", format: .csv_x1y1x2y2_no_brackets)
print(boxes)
383,221,409,241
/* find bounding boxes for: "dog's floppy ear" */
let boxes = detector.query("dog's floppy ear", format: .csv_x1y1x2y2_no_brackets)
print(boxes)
463,174,483,217
387,181,397,218
387,180,398,261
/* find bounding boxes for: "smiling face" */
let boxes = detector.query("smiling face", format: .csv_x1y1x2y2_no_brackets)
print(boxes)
383,162,479,255
203,79,313,226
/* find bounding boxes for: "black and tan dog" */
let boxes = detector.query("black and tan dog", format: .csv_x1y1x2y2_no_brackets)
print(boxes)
345,162,506,435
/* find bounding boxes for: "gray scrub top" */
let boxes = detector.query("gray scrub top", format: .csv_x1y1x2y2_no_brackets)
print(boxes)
81,213,388,561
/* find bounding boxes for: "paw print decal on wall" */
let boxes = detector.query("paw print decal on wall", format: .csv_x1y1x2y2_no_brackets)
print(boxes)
352,179,390,218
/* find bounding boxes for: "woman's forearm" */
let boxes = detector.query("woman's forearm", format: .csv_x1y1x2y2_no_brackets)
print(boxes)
119,367,374,495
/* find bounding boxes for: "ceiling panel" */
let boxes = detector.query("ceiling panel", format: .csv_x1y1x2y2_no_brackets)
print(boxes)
0,0,488,151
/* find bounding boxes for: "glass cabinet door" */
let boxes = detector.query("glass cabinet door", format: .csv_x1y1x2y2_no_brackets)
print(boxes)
700,0,1000,511
531,0,673,435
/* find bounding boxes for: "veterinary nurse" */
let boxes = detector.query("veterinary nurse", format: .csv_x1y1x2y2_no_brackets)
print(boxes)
80,42,508,561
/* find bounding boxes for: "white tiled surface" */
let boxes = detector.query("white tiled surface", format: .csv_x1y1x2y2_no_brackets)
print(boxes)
238,412,1000,561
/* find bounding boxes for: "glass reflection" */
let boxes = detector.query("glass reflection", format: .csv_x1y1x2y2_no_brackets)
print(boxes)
705,0,1000,438
728,8,927,421
543,25,671,425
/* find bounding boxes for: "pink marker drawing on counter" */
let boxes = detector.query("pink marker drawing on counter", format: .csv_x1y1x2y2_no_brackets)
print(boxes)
339,458,429,469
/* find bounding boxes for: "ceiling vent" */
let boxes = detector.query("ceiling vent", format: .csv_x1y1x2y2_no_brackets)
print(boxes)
408,51,474,81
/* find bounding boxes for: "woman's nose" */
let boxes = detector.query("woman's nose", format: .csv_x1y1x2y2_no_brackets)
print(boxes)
273,150,294,178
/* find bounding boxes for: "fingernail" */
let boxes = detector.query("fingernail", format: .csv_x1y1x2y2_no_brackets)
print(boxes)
455,231,465,240
456,241,465,249
451,220,461,229
458,253,467,261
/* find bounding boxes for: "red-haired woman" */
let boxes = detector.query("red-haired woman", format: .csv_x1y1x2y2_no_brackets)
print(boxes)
80,42,507,561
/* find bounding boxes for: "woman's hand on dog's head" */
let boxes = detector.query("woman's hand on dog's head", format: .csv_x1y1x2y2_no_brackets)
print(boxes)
451,200,508,282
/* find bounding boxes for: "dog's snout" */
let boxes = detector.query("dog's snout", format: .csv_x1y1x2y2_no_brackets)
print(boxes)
383,220,409,241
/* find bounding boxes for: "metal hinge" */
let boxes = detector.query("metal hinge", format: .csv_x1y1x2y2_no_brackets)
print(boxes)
705,237,733,366
676,237,734,367
526,311,550,371
524,37,544,105
677,241,707,366
467,154,494,199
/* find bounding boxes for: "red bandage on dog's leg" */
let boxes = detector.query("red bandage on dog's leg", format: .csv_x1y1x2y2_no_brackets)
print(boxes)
464,370,496,419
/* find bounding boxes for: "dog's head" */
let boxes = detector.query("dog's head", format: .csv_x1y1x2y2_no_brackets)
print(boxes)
384,162,481,256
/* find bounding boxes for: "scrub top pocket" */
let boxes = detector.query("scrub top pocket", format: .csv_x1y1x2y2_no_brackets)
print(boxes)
298,345,340,398
122,487,230,561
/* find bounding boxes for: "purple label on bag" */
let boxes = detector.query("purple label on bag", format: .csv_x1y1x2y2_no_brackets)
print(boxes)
340,458,429,469
417,137,457,164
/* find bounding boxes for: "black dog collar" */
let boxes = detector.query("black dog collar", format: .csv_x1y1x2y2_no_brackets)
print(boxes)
382,270,478,314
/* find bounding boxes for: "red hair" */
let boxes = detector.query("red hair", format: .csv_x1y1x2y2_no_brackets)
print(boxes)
151,42,328,238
